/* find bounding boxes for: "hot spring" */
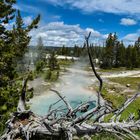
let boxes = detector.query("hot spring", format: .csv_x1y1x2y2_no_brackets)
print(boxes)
29,62,99,116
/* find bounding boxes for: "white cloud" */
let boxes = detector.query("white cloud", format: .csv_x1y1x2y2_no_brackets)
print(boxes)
2,22,15,30
122,30,140,45
120,18,137,26
23,16,33,25
123,33,138,41
46,0,140,16
29,22,106,47
102,34,109,39
29,21,139,47
85,28,101,37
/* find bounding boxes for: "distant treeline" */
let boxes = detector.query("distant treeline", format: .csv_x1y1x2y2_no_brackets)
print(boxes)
34,45,84,57
93,33,140,69
34,33,140,69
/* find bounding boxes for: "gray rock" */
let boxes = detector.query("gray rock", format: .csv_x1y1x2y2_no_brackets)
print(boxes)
126,84,131,87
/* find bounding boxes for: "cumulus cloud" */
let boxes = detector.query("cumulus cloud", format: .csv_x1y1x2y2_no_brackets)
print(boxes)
46,0,140,16
120,18,137,26
29,22,106,47
29,21,139,47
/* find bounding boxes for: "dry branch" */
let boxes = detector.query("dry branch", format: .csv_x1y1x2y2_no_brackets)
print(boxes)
17,76,29,112
85,32,103,107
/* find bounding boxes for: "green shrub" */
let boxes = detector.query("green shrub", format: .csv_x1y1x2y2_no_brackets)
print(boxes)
28,71,34,80
44,70,59,82
35,60,45,73
50,71,58,81
45,69,52,80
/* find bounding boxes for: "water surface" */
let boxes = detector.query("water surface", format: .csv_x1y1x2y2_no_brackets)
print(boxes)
30,62,98,116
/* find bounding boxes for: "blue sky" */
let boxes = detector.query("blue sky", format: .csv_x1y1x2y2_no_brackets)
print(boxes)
15,0,140,46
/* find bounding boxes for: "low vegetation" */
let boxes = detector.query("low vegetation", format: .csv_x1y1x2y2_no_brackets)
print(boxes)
99,75,140,122
109,77,140,90
102,85,126,109
58,59,74,66
44,69,59,82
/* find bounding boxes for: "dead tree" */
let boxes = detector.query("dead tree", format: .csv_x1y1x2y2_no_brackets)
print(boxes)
1,32,140,140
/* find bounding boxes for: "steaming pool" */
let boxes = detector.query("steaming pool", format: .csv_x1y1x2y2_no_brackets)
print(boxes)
30,63,98,116
30,89,97,116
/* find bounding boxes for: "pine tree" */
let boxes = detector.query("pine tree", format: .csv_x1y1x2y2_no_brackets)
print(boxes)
0,0,16,86
125,45,132,69
134,37,140,67
0,0,40,133
61,45,66,55
135,37,140,49
117,41,126,67
101,33,114,68
0,7,40,85
132,47,138,68
74,45,81,57
48,51,59,71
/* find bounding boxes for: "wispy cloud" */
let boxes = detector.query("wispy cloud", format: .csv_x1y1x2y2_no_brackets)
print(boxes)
51,15,61,20
98,19,104,23
45,0,140,16
120,18,137,26
14,3,40,14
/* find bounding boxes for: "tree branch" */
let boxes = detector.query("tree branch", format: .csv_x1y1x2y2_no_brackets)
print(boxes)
85,32,103,107
17,75,29,112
